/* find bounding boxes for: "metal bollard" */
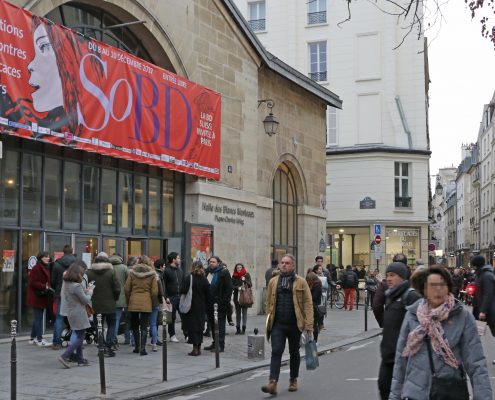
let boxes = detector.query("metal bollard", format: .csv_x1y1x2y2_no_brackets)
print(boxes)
162,310,168,381
214,303,220,368
364,289,368,332
11,320,17,400
355,288,359,310
96,314,106,395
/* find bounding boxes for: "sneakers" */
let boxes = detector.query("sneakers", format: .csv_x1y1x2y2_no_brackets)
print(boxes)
35,339,49,347
152,344,157,352
228,321,235,326
203,343,215,351
52,343,62,350
77,359,90,367
104,348,116,357
58,356,71,369
28,339,37,345
156,340,163,346
169,335,179,343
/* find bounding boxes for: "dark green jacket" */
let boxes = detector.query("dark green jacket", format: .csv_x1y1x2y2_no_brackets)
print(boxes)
86,262,120,314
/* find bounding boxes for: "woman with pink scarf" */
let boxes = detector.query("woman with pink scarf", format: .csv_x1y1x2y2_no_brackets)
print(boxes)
390,266,492,400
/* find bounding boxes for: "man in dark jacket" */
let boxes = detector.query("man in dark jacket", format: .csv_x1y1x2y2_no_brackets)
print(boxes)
378,262,420,400
472,255,495,358
342,265,358,310
86,252,120,356
204,256,233,352
265,259,279,287
51,245,76,349
163,252,184,342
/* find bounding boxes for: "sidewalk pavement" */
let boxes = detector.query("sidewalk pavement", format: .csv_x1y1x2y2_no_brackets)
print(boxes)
0,308,381,400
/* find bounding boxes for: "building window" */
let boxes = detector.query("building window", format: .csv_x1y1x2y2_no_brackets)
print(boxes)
272,163,297,262
308,41,327,82
248,1,266,31
308,0,327,24
326,106,338,145
395,162,411,208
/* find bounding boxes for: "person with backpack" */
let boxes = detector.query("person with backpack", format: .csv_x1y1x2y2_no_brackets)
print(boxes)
342,265,358,310
378,261,421,400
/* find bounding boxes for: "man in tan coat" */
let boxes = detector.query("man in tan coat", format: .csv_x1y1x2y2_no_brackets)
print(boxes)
262,254,313,395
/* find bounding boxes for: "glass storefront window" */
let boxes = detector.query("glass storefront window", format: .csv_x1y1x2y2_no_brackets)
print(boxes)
0,229,18,336
0,150,20,225
46,233,72,260
103,237,125,258
21,231,41,333
75,236,99,268
22,154,42,227
64,162,81,230
134,175,147,235
82,166,100,231
149,178,161,235
385,228,420,265
149,239,162,262
101,169,117,233
119,173,133,234
162,180,174,234
174,179,184,234
44,158,62,229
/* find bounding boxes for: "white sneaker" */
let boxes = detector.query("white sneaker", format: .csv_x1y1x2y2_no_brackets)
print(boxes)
28,339,37,345
152,344,157,352
170,335,179,343
35,339,48,347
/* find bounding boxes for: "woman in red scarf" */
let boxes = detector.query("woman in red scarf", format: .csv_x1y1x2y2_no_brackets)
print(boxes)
232,263,252,334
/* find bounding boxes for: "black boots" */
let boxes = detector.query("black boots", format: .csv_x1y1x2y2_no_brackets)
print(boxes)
235,326,241,335
132,330,140,354
242,325,246,334
140,331,148,356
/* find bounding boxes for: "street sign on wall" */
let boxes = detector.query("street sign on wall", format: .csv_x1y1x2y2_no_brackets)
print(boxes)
374,224,381,235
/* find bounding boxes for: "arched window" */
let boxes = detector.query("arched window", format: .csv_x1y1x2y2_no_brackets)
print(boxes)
272,163,297,260
45,2,153,62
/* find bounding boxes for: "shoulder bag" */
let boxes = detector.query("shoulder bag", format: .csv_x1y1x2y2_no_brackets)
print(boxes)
239,284,254,308
425,336,469,400
179,275,193,314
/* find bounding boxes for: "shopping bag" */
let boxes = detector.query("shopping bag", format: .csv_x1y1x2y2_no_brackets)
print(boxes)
305,340,319,370
476,320,487,336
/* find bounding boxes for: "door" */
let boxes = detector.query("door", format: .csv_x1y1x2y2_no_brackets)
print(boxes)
75,235,99,268
45,233,72,261
103,237,125,259
21,230,42,332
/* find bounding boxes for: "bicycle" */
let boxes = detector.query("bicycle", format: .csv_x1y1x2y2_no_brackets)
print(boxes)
328,281,345,309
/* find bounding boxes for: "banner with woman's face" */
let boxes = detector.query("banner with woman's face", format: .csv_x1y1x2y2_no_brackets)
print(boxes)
0,0,221,180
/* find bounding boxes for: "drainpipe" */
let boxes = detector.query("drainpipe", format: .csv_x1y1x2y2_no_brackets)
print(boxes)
395,96,412,149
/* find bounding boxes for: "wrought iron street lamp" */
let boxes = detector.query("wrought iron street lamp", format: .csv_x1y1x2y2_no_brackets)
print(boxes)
258,99,279,136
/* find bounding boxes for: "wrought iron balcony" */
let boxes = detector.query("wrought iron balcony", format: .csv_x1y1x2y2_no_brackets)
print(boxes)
308,11,327,25
395,196,412,208
308,71,327,82
248,19,266,31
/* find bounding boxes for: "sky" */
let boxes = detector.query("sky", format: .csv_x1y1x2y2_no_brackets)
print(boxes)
428,1,495,175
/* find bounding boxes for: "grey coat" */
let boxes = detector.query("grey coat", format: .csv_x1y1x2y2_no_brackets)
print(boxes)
61,281,93,331
109,255,129,308
390,299,492,400
60,274,89,317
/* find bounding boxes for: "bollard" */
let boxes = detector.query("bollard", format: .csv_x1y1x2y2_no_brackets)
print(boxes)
355,288,359,310
364,289,368,332
10,320,17,400
214,303,220,368
162,310,168,381
97,314,106,395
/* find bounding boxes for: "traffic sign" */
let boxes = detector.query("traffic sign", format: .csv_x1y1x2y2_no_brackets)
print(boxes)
375,244,382,259
375,235,382,245
374,224,381,235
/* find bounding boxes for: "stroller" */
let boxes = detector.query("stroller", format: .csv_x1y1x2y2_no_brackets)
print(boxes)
61,317,97,347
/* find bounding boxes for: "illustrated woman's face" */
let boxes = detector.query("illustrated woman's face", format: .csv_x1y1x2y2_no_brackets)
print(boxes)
28,24,64,112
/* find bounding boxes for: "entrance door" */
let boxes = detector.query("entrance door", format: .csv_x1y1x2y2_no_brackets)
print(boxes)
45,233,72,261
21,230,42,332
103,237,125,259
75,236,99,268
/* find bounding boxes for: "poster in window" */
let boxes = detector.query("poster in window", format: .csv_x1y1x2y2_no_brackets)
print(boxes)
2,250,15,272
185,223,213,269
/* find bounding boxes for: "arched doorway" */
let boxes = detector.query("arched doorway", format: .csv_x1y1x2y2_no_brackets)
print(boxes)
272,163,298,260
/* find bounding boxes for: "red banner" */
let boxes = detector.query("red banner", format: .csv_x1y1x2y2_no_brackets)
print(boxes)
0,1,221,179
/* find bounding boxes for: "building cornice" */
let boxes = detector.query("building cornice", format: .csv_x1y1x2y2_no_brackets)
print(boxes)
326,146,431,157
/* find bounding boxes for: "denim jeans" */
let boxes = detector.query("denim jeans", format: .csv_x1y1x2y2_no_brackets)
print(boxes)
269,322,302,381
115,307,130,344
150,305,160,344
62,329,85,363
31,308,45,341
167,295,180,337
207,307,226,348
98,313,116,349
53,298,64,345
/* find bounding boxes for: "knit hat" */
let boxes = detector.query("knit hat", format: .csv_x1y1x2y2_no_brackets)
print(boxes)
95,251,109,263
471,255,486,268
386,262,408,280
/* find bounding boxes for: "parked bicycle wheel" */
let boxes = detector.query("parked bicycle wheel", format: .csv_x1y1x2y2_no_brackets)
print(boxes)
334,291,345,309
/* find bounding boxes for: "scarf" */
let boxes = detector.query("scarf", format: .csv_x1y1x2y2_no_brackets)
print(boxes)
232,267,247,279
402,294,459,369
210,266,222,287
279,270,296,291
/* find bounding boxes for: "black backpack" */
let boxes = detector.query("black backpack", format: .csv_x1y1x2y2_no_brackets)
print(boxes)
345,271,356,287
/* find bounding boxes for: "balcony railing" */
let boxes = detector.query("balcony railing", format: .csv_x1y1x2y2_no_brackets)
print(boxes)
395,196,412,208
308,11,327,25
248,19,266,31
308,71,327,82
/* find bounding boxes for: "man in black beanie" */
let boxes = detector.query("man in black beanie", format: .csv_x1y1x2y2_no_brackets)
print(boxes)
377,261,420,400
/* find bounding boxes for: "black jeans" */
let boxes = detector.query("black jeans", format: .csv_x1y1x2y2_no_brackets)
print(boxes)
129,311,150,333
207,306,226,348
269,321,301,381
378,361,394,400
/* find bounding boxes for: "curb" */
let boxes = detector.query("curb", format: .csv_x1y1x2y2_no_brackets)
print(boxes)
115,328,382,400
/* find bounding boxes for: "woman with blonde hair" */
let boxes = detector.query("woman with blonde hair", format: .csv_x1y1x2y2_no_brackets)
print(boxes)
125,255,158,356
180,260,210,356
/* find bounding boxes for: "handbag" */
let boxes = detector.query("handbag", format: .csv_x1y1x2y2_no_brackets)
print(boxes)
36,287,55,297
305,340,319,370
85,304,93,317
476,320,487,336
239,285,254,308
179,275,193,314
425,336,469,400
